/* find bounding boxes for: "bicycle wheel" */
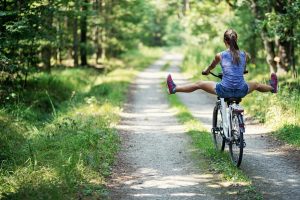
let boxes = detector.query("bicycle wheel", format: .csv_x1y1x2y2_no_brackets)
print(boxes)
229,114,244,167
212,104,225,151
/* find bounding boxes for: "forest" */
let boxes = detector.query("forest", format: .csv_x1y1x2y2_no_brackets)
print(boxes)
0,0,300,199
1,0,300,75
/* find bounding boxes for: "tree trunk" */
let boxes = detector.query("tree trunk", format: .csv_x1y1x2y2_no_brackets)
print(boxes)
277,39,292,73
41,1,53,73
182,0,189,15
94,0,101,64
273,0,293,73
291,41,297,77
250,0,277,72
80,0,88,66
100,0,106,60
73,17,79,66
57,17,63,65
41,46,52,73
261,30,277,73
73,0,79,67
95,27,101,64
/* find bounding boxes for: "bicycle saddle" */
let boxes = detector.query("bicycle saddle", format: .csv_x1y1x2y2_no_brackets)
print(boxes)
224,97,242,104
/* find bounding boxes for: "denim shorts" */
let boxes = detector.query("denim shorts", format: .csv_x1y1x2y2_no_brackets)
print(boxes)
215,83,249,98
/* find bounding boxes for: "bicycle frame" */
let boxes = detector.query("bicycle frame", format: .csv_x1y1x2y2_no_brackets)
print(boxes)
219,97,231,139
210,71,246,167
219,98,245,139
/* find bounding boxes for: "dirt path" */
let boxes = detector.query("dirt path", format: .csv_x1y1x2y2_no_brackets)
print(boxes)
109,53,300,200
108,54,225,199
168,54,300,200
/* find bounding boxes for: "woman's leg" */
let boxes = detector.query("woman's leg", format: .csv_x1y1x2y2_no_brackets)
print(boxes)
176,81,217,95
247,82,273,93
248,73,278,94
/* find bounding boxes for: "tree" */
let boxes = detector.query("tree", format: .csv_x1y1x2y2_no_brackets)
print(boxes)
226,0,300,74
80,0,89,66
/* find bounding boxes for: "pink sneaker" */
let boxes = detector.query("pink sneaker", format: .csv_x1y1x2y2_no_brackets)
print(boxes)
166,74,176,94
270,73,278,93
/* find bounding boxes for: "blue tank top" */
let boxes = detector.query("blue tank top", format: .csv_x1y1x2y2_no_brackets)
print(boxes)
220,50,247,89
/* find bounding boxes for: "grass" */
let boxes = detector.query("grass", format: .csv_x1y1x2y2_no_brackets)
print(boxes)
243,64,300,147
165,92,262,199
0,46,163,199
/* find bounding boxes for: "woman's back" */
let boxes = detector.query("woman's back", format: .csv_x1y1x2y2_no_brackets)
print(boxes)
220,50,247,89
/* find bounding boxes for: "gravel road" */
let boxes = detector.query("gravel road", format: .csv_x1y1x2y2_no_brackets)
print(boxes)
109,53,300,200
108,54,223,199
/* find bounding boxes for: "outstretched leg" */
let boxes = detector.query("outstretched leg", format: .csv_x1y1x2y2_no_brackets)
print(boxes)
247,73,278,94
176,81,217,95
247,82,273,93
167,74,217,95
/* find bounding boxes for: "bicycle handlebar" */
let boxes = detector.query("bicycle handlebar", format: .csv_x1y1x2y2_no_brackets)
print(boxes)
208,70,248,79
209,72,222,79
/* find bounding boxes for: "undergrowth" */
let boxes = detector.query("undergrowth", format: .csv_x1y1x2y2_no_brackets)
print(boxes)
0,46,163,199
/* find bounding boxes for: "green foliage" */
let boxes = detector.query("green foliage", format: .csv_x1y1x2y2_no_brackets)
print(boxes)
0,0,171,86
0,47,162,199
264,1,300,42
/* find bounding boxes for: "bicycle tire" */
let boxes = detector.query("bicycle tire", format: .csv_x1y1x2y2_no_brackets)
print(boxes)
229,113,244,167
212,104,225,151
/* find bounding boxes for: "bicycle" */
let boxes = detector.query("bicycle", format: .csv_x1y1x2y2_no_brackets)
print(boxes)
210,71,246,167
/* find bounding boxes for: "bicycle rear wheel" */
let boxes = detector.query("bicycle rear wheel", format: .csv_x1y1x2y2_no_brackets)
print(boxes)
212,104,225,151
229,114,244,167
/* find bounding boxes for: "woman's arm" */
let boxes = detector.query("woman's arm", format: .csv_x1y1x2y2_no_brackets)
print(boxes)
202,53,221,75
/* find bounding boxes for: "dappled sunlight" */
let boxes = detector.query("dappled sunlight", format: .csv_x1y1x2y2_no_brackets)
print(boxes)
117,124,184,134
120,111,174,118
128,173,215,190
171,192,205,197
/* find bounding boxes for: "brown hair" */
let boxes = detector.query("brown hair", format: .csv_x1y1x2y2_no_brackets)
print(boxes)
224,29,240,64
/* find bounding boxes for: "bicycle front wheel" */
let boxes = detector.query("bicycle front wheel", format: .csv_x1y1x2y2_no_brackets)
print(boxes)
229,114,244,167
212,104,225,151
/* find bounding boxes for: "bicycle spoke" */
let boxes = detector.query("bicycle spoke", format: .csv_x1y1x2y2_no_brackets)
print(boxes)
212,104,225,151
229,114,244,167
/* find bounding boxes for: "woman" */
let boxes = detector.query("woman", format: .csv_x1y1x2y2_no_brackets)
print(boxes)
167,29,278,97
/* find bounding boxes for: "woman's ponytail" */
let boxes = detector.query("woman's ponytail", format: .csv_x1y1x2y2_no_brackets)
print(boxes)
224,29,240,65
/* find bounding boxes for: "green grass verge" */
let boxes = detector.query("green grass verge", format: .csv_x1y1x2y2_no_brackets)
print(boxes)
0,46,163,199
165,91,262,199
243,72,300,147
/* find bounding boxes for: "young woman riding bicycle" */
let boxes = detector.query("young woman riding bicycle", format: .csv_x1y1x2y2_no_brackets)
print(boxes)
166,29,278,97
